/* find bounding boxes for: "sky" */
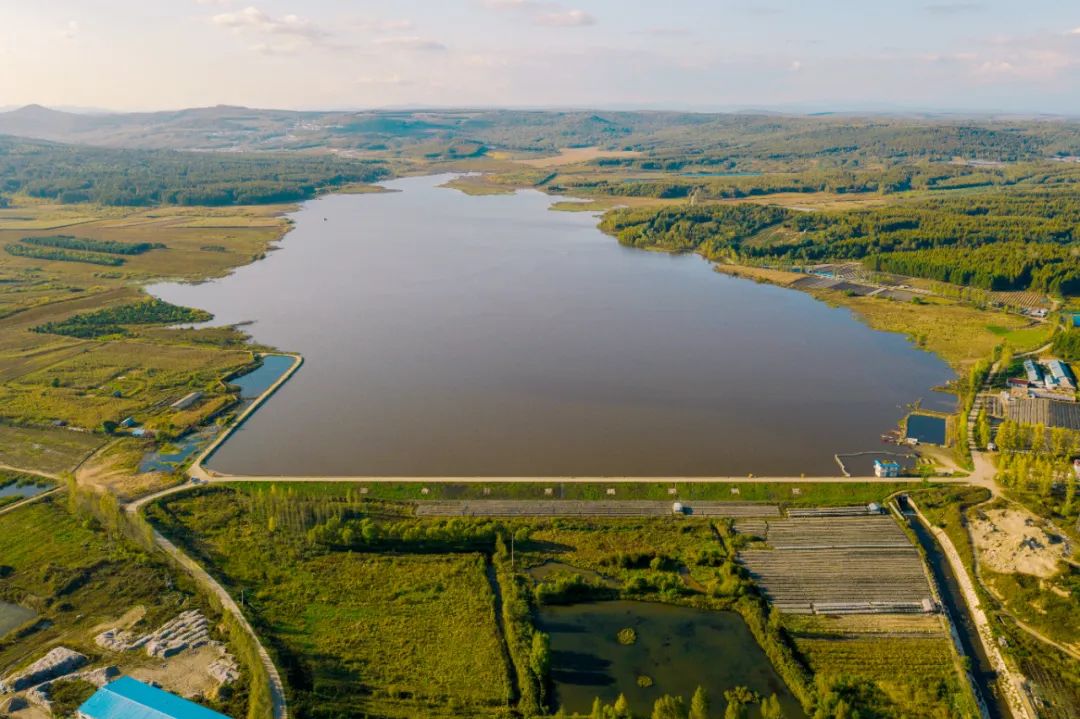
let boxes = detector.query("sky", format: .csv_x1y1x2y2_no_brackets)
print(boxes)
2,1,1080,114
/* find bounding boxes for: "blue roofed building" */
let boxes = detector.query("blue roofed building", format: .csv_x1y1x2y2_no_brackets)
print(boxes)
77,677,231,719
873,459,901,478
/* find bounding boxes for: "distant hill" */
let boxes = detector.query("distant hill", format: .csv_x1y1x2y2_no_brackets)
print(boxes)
1,104,1080,160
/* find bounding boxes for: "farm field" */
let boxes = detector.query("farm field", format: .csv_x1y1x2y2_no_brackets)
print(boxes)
0,199,291,473
737,515,935,613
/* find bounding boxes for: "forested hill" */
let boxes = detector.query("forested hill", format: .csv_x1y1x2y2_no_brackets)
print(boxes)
601,187,1080,296
0,135,387,206
2,105,1080,160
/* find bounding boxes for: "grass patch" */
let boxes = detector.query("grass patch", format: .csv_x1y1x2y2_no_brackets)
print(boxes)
0,424,104,475
793,635,963,715
813,290,1025,370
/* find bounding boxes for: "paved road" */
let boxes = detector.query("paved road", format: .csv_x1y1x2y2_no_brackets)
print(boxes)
194,472,977,484
124,485,289,719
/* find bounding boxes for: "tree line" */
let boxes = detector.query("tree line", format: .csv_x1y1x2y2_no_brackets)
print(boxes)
33,298,212,338
22,234,163,255
597,184,1080,296
0,136,388,206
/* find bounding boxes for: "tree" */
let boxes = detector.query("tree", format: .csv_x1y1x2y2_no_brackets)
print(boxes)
690,686,709,719
614,694,632,719
591,697,604,719
760,694,784,719
1032,422,1047,454
530,631,550,681
723,687,757,719
651,694,687,719
976,409,991,449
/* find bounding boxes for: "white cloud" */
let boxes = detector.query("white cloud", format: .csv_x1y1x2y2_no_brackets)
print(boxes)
535,10,595,27
485,1,596,28
789,60,802,71
212,7,326,39
353,18,415,33
196,0,233,6
60,20,79,40
1070,27,1080,36
374,35,447,51
210,6,330,53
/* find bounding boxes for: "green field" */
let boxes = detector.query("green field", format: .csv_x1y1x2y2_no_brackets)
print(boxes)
148,489,512,718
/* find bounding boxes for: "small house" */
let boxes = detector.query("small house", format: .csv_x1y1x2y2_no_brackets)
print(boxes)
874,459,901,478
78,676,231,719
119,417,138,428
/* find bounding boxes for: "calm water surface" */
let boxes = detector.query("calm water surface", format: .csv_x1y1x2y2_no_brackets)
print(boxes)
150,174,953,476
539,600,805,717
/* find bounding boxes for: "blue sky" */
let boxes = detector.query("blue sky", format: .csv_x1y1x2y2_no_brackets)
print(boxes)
2,1,1080,113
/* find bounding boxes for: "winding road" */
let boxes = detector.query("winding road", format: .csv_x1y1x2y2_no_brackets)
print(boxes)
124,484,289,719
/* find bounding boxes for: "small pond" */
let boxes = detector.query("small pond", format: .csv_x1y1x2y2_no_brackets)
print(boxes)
538,600,804,717
0,601,35,638
139,425,220,474
0,481,51,504
906,414,948,445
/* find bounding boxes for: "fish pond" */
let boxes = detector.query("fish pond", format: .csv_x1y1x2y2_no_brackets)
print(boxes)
906,414,949,445
150,174,953,476
538,600,804,717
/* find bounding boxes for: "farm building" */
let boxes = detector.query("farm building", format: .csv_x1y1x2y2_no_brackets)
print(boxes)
1023,359,1043,384
170,391,203,410
874,459,901,478
77,676,231,719
1045,360,1076,391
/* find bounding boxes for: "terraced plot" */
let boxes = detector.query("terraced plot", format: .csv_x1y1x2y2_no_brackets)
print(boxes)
739,514,934,614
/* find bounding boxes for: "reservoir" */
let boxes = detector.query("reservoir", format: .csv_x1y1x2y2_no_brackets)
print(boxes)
150,174,952,476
